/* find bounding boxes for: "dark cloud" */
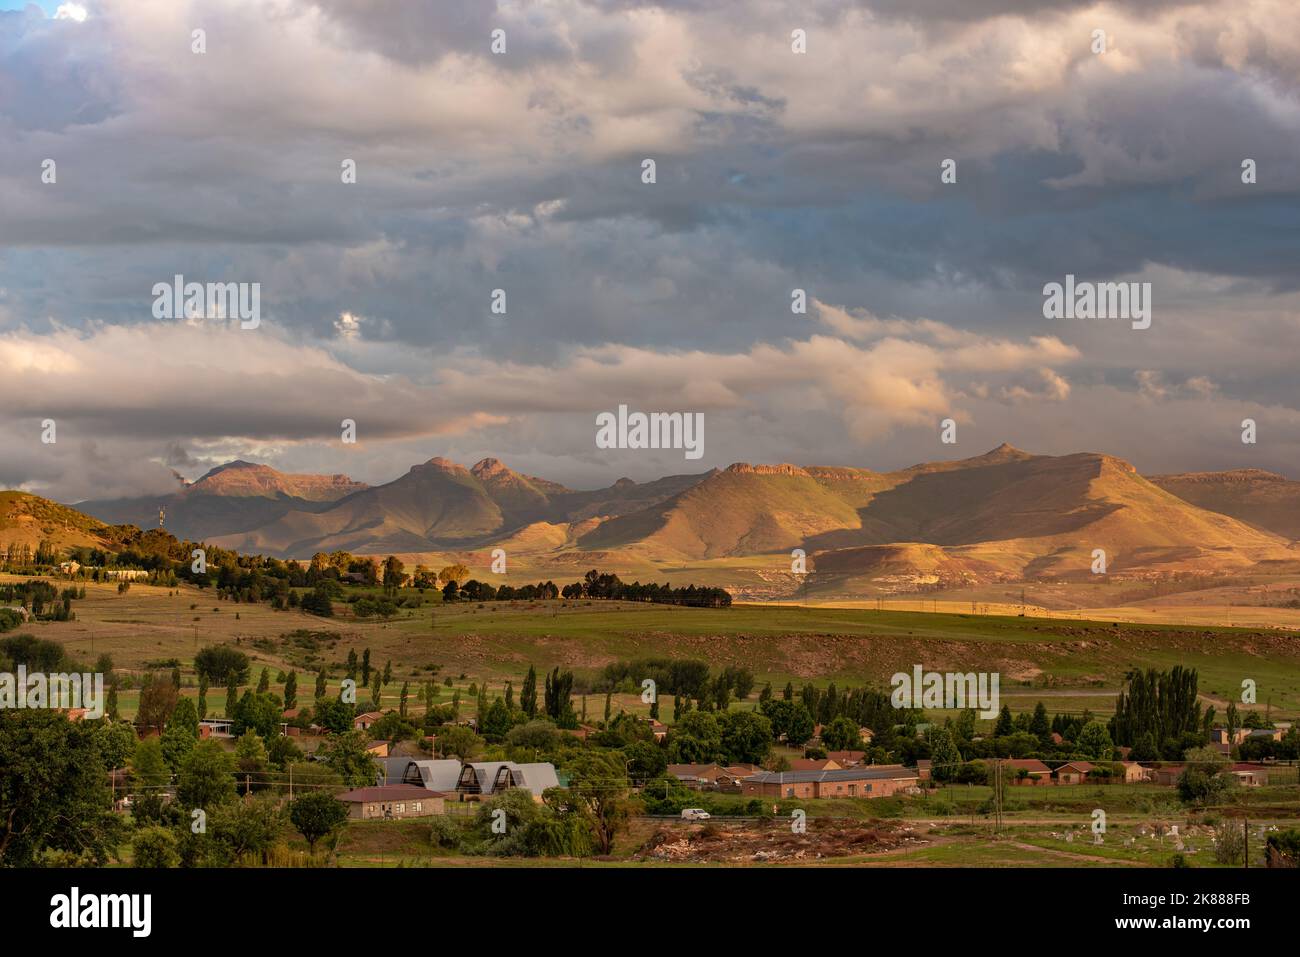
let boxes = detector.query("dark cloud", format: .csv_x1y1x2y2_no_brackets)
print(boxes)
0,0,1298,494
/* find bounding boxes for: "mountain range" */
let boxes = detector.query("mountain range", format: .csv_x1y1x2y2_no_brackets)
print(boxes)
44,445,1298,587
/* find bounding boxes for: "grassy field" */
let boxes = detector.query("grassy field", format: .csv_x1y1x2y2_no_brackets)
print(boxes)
8,573,1300,722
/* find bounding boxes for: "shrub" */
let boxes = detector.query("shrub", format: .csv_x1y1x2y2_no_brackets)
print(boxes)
429,815,463,850
132,826,179,868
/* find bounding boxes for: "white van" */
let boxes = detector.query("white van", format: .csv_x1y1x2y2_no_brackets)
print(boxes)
681,808,711,821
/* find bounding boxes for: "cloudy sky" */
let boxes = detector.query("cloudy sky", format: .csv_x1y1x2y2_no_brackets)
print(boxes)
2,0,1298,501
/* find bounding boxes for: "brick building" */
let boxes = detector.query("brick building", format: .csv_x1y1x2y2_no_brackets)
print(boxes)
741,766,919,800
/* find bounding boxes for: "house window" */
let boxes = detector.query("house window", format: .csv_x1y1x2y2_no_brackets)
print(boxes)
395,803,405,813
368,804,377,813
865,784,872,792
413,802,422,812
786,788,794,798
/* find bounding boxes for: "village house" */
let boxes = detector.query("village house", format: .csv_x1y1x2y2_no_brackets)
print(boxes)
456,761,560,801
1210,726,1249,747
1119,761,1149,783
395,758,464,791
199,717,235,738
564,724,600,742
666,763,762,792
353,711,384,731
1229,763,1269,787
1147,764,1186,787
337,784,447,820
741,766,919,800
1054,761,1094,785
789,758,841,772
825,750,867,767
1245,727,1283,743
644,717,668,741
994,758,1053,784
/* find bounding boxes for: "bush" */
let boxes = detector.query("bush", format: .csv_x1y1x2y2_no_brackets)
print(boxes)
429,815,463,850
1214,822,1246,865
288,792,350,852
1265,828,1300,867
132,826,179,868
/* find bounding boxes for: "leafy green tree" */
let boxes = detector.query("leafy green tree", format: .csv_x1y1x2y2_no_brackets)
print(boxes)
208,796,283,863
435,725,483,761
0,711,125,866
300,586,335,617
563,751,631,855
994,705,1014,737
928,727,962,784
284,761,343,794
317,730,378,787
669,711,723,764
161,697,200,770
758,698,815,746
232,690,284,739
92,718,138,771
193,645,250,685
132,826,179,868
266,734,303,771
137,671,179,733
720,709,773,764
1029,701,1051,741
1177,746,1234,806
482,698,513,742
311,695,354,734
283,670,297,711
1129,731,1159,761
820,715,861,753
129,737,171,824
234,731,269,793
625,740,668,783
256,667,270,693
521,665,537,717
1111,666,1202,747
176,740,236,810
1077,720,1114,760
368,712,420,743
289,791,350,852
315,668,327,700
505,718,561,755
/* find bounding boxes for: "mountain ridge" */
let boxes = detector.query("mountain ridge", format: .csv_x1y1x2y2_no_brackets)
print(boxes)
66,446,1300,583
